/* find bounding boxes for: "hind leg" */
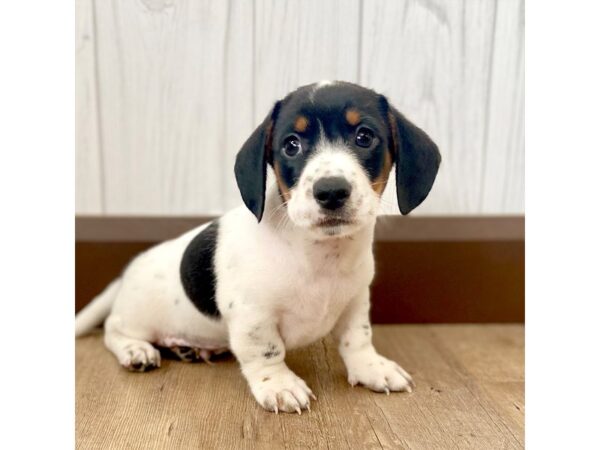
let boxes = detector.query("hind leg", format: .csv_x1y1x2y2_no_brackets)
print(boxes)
104,316,161,372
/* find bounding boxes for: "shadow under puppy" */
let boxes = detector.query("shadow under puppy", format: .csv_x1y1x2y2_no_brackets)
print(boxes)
75,81,441,414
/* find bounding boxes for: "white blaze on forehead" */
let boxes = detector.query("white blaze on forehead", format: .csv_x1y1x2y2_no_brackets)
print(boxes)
304,140,361,180
310,80,336,102
317,80,334,88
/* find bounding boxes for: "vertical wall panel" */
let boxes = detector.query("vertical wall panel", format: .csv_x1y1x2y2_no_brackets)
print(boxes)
253,0,361,121
219,1,256,211
480,0,524,213
75,0,103,213
361,0,506,215
94,0,254,214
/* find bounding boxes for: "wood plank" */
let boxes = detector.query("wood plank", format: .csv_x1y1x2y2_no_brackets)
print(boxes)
75,215,524,242
221,0,257,212
361,0,524,215
428,325,525,447
253,0,361,122
76,325,524,449
93,0,254,214
480,0,525,213
75,0,103,213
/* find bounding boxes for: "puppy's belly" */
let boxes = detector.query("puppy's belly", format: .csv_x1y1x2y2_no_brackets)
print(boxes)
111,271,230,349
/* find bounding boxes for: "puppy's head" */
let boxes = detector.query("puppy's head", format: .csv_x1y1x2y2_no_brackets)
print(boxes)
235,81,441,238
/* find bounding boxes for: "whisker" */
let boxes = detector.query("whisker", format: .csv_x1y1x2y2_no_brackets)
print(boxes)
266,199,290,222
376,195,399,214
369,180,389,187
275,211,291,233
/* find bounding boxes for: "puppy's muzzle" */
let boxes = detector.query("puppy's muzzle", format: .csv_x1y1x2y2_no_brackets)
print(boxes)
313,176,352,211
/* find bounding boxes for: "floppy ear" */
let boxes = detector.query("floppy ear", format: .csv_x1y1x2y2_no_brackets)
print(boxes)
234,102,281,222
385,100,441,215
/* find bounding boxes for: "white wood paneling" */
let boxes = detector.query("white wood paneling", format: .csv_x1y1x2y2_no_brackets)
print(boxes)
93,0,254,214
75,0,524,216
361,0,521,215
75,0,103,213
253,0,361,121
480,0,524,213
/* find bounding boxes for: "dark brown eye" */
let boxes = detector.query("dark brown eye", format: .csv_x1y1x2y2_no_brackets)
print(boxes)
355,127,374,148
282,135,302,158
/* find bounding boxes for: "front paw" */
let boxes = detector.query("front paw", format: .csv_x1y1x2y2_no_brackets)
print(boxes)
345,352,414,394
249,368,316,414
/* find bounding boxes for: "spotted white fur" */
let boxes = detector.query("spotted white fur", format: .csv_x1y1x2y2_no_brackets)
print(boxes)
287,141,378,237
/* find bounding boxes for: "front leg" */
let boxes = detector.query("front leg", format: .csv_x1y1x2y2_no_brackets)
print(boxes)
228,312,315,414
333,288,414,394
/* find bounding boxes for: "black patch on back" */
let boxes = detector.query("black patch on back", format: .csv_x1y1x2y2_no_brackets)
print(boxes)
180,221,221,318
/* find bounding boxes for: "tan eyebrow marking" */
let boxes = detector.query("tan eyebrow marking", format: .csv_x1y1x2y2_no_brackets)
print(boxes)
294,116,309,133
345,108,361,126
273,160,291,202
372,149,394,196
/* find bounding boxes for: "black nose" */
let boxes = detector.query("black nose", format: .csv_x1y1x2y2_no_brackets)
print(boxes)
313,177,352,210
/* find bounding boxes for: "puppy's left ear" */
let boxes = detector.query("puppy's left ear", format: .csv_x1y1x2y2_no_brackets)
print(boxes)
234,102,281,222
383,98,441,215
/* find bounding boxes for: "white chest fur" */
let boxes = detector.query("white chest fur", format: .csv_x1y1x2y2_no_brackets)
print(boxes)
216,205,376,350
277,234,374,348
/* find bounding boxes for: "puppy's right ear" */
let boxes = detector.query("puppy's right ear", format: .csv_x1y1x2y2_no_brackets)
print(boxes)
234,102,281,222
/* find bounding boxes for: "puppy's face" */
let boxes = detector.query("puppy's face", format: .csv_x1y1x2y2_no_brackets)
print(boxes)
271,83,392,238
235,81,441,238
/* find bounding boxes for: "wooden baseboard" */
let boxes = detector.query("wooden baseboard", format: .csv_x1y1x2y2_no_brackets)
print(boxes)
76,215,524,323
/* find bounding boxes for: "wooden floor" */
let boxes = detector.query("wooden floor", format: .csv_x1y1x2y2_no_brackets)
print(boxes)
76,325,524,449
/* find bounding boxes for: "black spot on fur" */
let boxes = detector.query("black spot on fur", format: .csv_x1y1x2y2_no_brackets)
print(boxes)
263,342,281,359
180,221,221,318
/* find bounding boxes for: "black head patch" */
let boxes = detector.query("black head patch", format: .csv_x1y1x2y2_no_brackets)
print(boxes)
234,81,441,220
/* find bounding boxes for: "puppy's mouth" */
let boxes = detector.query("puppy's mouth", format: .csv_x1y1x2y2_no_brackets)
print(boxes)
313,217,354,228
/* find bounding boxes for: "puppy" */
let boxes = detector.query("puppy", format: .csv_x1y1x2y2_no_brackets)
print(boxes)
75,81,441,414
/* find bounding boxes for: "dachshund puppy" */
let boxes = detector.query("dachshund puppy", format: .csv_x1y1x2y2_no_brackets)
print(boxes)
75,81,441,414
